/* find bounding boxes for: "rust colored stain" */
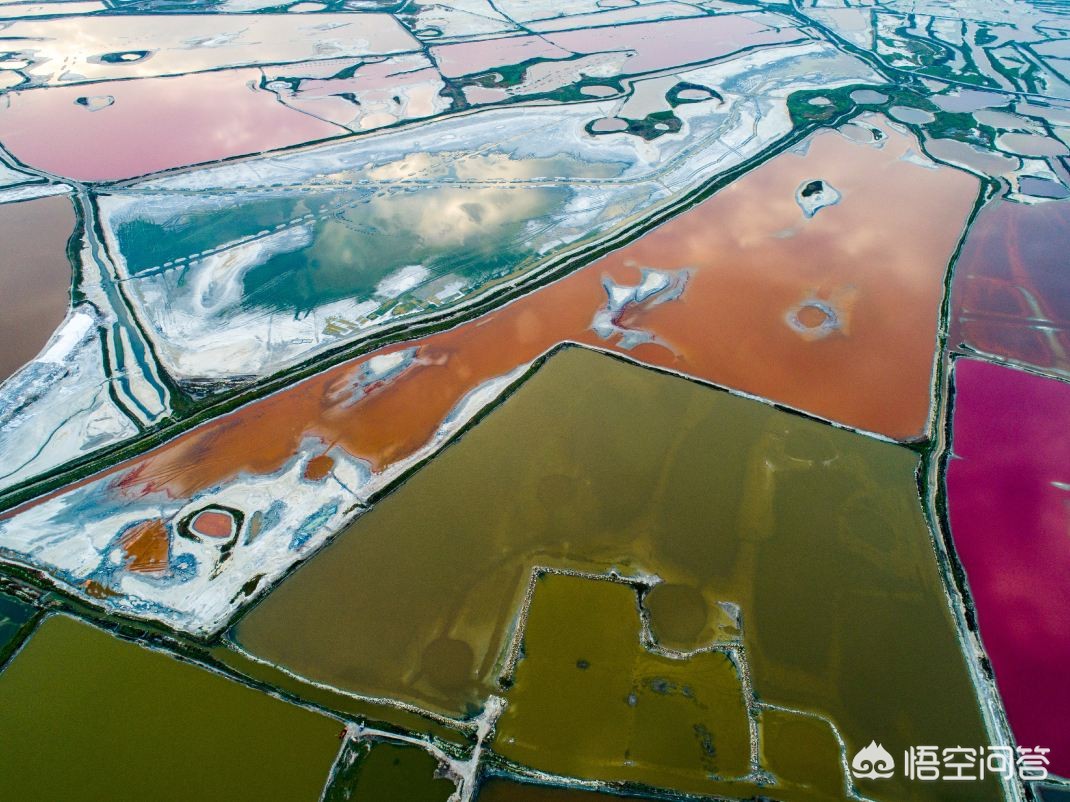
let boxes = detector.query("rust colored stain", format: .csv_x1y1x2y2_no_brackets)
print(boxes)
0,69,345,182
83,579,122,599
8,119,976,513
191,510,234,539
0,194,76,381
303,455,335,482
119,518,169,574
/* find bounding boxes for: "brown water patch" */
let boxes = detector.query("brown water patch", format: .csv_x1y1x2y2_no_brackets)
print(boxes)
643,583,707,648
420,636,476,695
0,194,75,381
83,579,121,599
235,348,994,800
119,517,169,574
303,454,335,482
0,70,345,181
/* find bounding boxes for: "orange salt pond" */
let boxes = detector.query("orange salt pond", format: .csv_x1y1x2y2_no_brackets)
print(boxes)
189,509,235,539
10,117,976,514
0,69,346,181
303,454,335,482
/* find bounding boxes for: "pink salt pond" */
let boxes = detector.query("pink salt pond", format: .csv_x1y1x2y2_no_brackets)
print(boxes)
430,14,798,79
542,15,799,74
189,509,237,540
947,357,1070,775
0,68,345,181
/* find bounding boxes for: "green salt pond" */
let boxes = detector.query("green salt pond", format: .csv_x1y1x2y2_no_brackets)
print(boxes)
0,615,341,802
114,184,570,316
235,347,996,800
495,573,751,788
494,572,853,800
324,739,454,802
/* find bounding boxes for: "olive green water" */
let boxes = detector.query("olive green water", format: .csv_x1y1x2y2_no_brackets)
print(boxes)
210,643,470,747
475,778,650,801
323,739,454,802
236,347,996,800
497,573,751,789
496,572,852,800
0,615,341,802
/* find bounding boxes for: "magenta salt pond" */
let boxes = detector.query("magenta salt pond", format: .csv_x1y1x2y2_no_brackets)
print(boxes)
947,357,1070,775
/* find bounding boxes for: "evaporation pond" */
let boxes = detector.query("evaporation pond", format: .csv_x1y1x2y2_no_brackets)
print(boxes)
235,347,994,800
0,615,341,802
